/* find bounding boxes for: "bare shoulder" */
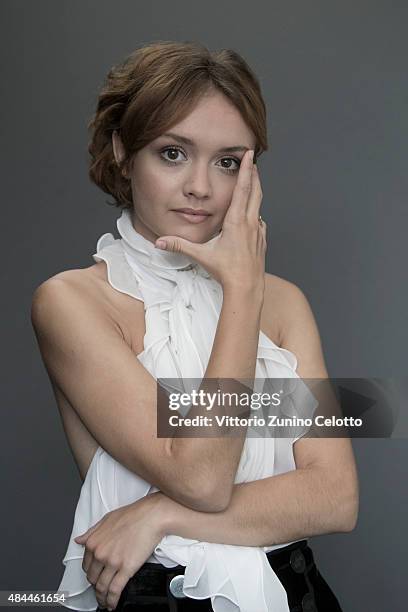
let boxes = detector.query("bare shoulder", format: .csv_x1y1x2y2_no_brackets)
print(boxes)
34,261,119,294
32,264,111,318
264,272,302,307
263,272,328,378
264,272,313,322
31,262,145,354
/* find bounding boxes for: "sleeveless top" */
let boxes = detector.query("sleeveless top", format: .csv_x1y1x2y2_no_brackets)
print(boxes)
57,209,318,611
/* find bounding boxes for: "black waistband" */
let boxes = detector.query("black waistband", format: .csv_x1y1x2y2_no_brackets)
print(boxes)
266,539,311,571
140,539,310,573
100,539,313,611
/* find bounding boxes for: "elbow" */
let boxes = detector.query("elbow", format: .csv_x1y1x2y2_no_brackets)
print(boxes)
340,493,359,532
204,481,233,512
335,476,360,533
182,473,233,513
192,478,232,513
170,443,234,512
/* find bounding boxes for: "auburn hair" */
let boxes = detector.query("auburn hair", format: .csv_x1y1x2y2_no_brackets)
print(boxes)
88,40,268,209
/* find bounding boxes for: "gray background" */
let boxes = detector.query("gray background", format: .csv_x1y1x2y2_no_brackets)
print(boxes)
1,1,407,610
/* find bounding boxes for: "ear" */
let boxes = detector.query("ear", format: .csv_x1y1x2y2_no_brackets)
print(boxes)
112,130,126,166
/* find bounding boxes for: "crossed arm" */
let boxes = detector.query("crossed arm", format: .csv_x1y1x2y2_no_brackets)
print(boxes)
72,280,359,611
148,280,359,546
155,436,358,547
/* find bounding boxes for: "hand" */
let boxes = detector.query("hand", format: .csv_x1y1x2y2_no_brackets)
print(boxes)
155,149,267,292
74,492,166,611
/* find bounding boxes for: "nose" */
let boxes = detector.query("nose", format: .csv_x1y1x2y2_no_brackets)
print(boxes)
183,161,212,200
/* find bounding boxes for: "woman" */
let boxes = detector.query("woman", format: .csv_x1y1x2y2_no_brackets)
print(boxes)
31,41,359,611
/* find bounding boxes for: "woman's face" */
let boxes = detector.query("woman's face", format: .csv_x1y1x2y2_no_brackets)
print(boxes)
112,89,257,244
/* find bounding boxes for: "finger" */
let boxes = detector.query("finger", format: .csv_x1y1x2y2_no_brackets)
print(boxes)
86,557,105,587
95,566,119,610
106,568,134,611
82,547,93,574
246,164,263,221
224,149,255,223
259,219,267,246
86,557,105,585
254,215,266,246
74,530,90,543
154,235,204,260
75,519,103,543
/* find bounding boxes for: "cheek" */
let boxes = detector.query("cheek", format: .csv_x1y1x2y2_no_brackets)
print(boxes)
218,185,235,214
131,167,170,205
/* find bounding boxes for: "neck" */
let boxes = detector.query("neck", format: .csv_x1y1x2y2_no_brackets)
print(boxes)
117,208,200,271
130,214,160,244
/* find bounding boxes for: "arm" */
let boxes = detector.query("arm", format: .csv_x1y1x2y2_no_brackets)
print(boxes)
31,274,262,513
156,454,358,548
170,283,264,502
151,281,359,545
73,274,357,612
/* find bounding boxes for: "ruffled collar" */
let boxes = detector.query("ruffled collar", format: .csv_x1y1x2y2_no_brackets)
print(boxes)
117,208,210,276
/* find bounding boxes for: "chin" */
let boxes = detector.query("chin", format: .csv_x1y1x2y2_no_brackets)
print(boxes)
173,227,219,243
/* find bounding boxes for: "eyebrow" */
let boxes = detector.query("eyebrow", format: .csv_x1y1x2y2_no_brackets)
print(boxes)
161,132,250,153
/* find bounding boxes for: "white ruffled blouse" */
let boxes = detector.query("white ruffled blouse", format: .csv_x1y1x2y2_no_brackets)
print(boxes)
57,209,317,611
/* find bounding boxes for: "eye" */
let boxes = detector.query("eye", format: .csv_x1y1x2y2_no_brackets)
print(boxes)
218,158,240,174
160,146,187,164
159,146,241,175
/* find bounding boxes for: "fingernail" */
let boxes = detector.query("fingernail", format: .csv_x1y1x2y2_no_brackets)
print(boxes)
249,150,254,162
155,240,167,250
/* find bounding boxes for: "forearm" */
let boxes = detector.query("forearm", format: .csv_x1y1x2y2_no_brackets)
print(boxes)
158,466,358,548
171,286,264,498
204,284,264,379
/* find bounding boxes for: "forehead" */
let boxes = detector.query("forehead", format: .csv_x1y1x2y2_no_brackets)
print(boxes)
163,90,255,149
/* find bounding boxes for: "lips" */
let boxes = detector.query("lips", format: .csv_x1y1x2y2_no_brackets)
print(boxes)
172,209,211,224
173,208,211,215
